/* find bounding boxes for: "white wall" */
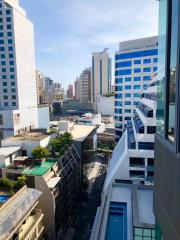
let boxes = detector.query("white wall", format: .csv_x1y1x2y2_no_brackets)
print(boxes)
96,95,114,116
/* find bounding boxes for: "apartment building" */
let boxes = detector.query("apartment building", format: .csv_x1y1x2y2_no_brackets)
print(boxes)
36,70,45,105
66,84,73,99
0,145,81,240
0,0,38,139
115,36,158,141
92,49,112,101
154,0,180,239
75,68,92,103
0,186,44,240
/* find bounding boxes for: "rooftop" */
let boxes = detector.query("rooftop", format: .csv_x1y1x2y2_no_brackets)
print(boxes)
0,186,42,240
4,130,52,142
71,124,96,142
0,146,21,157
22,159,57,176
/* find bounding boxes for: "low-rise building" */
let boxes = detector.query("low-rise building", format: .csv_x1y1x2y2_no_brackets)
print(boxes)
1,130,53,157
0,185,44,240
0,143,81,240
78,113,101,126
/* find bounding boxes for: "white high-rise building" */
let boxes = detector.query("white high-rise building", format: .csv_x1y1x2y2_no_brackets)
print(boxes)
92,49,112,101
115,36,158,141
0,0,38,139
75,68,92,103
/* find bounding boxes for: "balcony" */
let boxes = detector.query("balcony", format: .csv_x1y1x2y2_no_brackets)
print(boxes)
18,209,44,240
127,121,136,149
133,113,144,134
137,102,153,118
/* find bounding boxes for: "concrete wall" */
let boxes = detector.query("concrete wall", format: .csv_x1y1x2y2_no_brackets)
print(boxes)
154,135,180,240
38,106,50,131
96,95,114,116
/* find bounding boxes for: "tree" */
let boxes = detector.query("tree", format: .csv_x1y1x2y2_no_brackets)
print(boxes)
32,146,50,159
50,132,73,157
15,176,27,189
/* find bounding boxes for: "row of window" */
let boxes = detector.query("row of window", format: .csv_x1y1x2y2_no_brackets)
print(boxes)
0,17,11,22
1,95,16,100
115,67,158,76
1,75,15,79
0,68,15,72
0,53,14,59
0,8,11,15
115,49,158,60
0,32,12,37
115,76,151,83
1,102,16,107
0,24,12,30
115,93,141,99
0,46,13,51
1,61,14,65
115,58,158,68
2,88,16,93
115,101,139,107
115,85,143,91
0,39,13,44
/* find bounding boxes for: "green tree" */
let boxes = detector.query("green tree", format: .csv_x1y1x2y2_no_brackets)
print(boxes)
32,146,50,159
15,176,27,189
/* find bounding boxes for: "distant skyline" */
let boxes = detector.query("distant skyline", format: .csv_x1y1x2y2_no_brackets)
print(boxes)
20,0,158,89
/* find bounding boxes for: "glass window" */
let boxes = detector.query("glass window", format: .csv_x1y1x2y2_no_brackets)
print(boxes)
157,0,168,137
4,102,8,106
0,39,4,44
115,86,123,91
2,75,6,79
143,67,151,72
11,82,15,86
143,59,151,64
7,32,12,37
9,61,14,65
115,108,122,114
167,0,178,142
8,46,13,51
115,69,132,75
3,82,7,86
134,68,141,73
153,58,158,63
115,61,132,68
125,101,131,105
115,101,122,107
3,95,8,100
134,60,141,64
134,85,141,89
153,66,158,72
125,85,131,90
10,75,15,79
0,47,5,51
11,88,15,93
115,94,122,99
115,78,123,84
143,76,151,81
1,54,5,58
3,89,7,93
134,93,140,97
125,77,131,82
6,17,11,22
10,68,14,72
134,77,141,81
12,102,16,106
1,61,5,65
6,10,11,15
125,109,131,113
125,93,131,97
115,49,158,60
9,53,13,58
0,32,3,37
2,68,6,72
7,24,11,29
8,39,12,44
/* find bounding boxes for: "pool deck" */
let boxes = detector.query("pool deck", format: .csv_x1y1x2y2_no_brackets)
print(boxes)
22,159,57,176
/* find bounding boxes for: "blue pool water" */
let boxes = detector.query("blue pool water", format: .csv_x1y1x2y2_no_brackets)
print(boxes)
105,202,127,240
0,195,10,203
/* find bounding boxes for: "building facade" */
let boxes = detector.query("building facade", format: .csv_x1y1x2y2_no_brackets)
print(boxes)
115,36,158,141
75,68,92,103
66,84,73,99
92,49,112,101
154,0,180,239
36,69,45,105
0,0,38,139
44,76,55,105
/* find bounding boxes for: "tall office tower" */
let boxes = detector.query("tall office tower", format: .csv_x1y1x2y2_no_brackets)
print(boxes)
0,0,38,139
76,67,92,103
115,37,158,141
90,75,158,240
54,82,64,101
92,48,112,101
36,69,45,105
154,0,180,239
44,76,55,105
66,84,73,99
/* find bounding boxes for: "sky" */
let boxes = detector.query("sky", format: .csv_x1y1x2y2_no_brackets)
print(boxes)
20,0,159,90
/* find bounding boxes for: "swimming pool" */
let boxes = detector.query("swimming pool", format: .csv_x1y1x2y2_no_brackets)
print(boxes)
0,195,10,203
105,201,127,240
